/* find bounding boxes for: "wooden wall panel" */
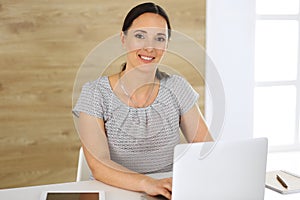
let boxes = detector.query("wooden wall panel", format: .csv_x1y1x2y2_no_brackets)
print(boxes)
0,0,206,188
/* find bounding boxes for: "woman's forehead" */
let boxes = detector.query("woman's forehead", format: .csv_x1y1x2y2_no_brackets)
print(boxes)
129,13,168,30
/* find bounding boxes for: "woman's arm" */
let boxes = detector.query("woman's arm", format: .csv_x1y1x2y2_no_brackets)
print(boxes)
180,104,213,143
78,112,172,199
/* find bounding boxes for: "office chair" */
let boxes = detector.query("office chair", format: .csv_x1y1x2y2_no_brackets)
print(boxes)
76,147,92,181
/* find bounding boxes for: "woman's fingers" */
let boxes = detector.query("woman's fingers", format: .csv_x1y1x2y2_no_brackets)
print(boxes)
160,188,172,199
166,178,173,191
141,176,172,199
161,178,172,192
158,178,172,199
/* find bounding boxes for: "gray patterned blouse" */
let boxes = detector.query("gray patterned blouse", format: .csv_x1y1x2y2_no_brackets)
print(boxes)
73,74,198,174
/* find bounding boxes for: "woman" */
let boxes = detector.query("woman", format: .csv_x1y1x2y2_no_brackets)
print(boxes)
73,2,212,199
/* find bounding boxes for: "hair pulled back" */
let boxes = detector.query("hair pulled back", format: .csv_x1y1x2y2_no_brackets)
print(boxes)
121,2,171,80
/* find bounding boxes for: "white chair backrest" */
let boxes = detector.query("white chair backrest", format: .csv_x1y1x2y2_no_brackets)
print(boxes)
76,147,92,181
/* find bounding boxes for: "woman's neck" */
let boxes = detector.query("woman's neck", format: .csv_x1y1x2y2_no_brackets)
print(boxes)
121,66,157,94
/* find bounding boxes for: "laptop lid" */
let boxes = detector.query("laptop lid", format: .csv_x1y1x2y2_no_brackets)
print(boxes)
172,138,268,200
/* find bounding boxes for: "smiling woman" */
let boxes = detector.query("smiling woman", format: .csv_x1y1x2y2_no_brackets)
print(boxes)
121,17,168,77
72,2,211,200
120,5,170,79
0,0,206,190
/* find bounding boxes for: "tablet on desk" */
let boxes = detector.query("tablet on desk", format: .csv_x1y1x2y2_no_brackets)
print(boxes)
40,191,105,200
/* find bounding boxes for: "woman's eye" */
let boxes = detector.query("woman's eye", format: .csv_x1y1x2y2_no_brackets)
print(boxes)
134,33,145,39
156,37,166,42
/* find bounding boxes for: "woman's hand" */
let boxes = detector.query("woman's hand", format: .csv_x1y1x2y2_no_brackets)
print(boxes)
140,177,172,199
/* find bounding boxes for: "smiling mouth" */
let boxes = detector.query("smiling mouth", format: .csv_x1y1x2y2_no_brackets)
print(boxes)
139,55,155,62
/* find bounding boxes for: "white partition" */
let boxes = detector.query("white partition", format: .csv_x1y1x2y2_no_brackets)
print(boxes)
206,0,256,140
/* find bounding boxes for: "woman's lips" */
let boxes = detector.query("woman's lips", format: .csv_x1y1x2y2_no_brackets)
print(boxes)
138,54,155,62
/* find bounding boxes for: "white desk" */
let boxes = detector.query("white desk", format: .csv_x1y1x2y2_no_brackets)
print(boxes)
0,180,141,200
1,152,300,200
0,179,300,200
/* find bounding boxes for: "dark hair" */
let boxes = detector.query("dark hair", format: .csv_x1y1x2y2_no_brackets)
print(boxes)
122,2,172,38
121,2,170,79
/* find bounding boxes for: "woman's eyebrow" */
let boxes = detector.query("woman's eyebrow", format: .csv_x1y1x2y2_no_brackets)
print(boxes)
134,30,147,33
133,30,166,36
157,33,166,37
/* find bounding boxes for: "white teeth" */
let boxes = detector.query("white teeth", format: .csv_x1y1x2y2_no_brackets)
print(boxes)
140,55,153,61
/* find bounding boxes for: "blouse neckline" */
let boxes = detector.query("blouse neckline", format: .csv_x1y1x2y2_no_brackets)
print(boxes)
103,76,164,110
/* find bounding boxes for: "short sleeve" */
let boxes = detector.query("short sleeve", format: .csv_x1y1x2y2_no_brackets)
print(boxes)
170,75,199,115
72,81,104,119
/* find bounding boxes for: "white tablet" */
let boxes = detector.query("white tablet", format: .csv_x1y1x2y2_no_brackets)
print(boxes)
40,191,105,200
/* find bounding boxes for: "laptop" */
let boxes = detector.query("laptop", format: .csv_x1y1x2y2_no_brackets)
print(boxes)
171,137,268,200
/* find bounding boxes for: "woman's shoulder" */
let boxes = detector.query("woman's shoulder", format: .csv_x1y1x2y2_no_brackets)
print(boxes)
163,74,190,88
79,76,111,97
82,76,109,89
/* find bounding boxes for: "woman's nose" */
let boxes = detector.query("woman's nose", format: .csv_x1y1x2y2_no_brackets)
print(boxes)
143,38,155,50
143,46,154,52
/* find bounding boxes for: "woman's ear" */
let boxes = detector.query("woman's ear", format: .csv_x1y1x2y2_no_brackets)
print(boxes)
166,40,169,49
120,31,126,49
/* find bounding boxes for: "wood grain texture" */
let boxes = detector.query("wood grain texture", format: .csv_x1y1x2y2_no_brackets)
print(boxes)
0,0,206,189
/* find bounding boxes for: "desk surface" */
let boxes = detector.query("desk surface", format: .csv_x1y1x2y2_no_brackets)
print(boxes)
1,179,300,200
0,180,141,200
1,152,300,200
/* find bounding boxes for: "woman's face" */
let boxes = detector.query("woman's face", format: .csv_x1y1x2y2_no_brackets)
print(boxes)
122,13,168,71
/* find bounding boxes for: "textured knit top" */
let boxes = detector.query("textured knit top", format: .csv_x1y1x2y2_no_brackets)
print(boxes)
73,74,198,174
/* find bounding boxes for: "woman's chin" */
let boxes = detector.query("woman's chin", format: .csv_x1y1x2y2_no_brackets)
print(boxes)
134,63,158,73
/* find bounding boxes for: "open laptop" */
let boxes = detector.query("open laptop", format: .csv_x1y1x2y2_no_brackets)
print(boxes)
171,137,268,200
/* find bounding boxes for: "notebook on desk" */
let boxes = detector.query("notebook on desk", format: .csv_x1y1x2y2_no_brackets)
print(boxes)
266,170,300,194
171,138,268,200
